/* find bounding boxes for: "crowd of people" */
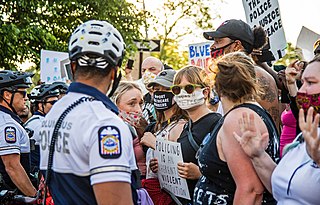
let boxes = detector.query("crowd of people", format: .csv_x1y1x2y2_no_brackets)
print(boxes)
0,18,319,205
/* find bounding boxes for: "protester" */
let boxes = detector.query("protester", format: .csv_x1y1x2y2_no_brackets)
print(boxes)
140,69,188,205
112,81,148,178
137,57,164,124
204,19,280,131
234,55,320,204
0,70,37,196
172,65,222,204
39,20,135,205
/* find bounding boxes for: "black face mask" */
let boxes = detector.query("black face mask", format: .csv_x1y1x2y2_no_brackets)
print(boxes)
210,41,235,59
153,91,175,111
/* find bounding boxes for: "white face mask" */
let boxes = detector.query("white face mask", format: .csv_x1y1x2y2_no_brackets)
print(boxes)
174,89,205,110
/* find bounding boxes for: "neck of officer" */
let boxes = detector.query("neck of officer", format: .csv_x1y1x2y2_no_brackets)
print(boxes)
0,100,13,112
76,76,111,95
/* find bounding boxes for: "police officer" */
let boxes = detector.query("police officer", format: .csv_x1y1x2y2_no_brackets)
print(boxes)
51,81,69,99
39,20,135,205
25,83,60,173
0,70,37,196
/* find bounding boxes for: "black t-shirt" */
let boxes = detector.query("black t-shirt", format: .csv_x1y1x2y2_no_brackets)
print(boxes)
177,112,221,204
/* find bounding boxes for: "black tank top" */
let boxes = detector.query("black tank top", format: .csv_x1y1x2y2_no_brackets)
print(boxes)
194,103,279,205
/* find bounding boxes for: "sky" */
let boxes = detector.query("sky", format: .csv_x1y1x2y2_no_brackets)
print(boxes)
214,0,320,45
139,0,320,49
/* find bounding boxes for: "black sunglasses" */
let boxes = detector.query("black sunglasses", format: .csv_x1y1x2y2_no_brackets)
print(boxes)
170,84,202,95
13,90,27,98
45,100,58,105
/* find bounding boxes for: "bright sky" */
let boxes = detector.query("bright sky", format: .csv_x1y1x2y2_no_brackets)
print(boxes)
214,0,320,45
139,0,320,49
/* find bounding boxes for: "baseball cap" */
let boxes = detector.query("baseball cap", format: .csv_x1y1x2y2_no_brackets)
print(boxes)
203,19,254,46
147,69,176,88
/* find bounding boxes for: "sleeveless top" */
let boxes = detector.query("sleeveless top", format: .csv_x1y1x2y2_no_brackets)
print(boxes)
194,103,279,205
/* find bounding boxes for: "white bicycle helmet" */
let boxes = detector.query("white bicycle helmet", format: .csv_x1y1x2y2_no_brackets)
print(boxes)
69,20,125,68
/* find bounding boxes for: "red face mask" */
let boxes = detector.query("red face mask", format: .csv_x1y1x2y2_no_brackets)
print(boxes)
296,92,320,114
210,41,235,59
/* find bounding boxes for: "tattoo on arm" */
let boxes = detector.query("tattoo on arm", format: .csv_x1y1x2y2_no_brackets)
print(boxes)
258,76,276,103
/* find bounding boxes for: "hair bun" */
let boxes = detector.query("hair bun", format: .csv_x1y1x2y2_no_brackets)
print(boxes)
253,26,267,49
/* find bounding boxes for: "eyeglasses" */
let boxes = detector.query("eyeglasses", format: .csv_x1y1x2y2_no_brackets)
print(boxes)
170,84,202,95
45,100,58,105
13,90,27,98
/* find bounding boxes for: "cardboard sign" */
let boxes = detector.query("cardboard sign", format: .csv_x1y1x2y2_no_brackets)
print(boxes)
154,138,190,200
40,50,68,83
242,0,287,60
188,42,212,72
296,26,320,61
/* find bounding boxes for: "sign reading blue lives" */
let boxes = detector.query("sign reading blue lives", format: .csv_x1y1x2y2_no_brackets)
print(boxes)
5,126,16,143
98,126,121,159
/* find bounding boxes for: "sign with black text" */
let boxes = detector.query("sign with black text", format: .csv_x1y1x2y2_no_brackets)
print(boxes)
154,138,190,200
242,0,286,60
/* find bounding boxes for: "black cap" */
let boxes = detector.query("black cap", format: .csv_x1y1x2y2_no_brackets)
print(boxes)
203,19,254,46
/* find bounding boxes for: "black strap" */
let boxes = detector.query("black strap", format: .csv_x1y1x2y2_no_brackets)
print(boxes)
187,119,200,152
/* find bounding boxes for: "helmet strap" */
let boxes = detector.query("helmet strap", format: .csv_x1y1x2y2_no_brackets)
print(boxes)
107,69,122,98
0,91,18,114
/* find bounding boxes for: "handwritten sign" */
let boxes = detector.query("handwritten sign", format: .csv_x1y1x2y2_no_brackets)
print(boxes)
155,138,190,200
40,50,68,83
242,0,287,60
188,42,212,73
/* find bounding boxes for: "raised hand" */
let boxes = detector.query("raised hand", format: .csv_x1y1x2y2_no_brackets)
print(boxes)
299,107,320,165
233,112,269,159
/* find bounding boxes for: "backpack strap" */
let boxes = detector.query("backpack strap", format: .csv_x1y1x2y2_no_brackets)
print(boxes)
186,119,200,152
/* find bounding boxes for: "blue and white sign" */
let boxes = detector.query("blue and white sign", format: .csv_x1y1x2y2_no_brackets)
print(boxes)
40,50,68,83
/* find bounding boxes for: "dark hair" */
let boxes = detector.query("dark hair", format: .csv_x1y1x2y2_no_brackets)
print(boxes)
155,104,188,132
74,61,115,81
214,52,261,102
240,26,267,54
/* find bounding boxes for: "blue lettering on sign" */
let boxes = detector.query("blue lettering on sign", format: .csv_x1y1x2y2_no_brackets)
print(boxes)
54,67,58,72
46,58,50,63
189,44,212,58
53,76,57,81
47,77,50,82
53,58,58,63
189,46,195,58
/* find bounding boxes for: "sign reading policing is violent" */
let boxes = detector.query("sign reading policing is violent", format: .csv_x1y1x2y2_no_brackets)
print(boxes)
188,42,211,72
242,0,287,60
154,138,190,200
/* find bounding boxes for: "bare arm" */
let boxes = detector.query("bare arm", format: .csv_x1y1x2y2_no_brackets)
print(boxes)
233,112,277,193
221,112,264,205
93,181,133,205
1,154,37,196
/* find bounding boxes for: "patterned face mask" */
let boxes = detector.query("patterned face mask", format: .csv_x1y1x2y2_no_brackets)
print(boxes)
296,92,320,115
174,89,205,110
142,71,157,87
118,110,143,127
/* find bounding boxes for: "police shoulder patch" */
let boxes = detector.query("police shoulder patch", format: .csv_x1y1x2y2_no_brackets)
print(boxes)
98,126,121,159
5,126,16,143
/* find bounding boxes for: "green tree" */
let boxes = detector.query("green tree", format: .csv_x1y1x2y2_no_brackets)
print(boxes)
142,0,220,68
0,0,146,70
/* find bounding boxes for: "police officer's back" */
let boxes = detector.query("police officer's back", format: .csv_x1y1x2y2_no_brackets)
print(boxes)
39,20,135,205
0,71,37,196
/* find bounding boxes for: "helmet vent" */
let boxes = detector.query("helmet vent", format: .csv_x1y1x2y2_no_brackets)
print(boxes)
113,33,121,42
112,43,119,52
89,31,102,36
91,23,103,27
71,39,78,46
88,41,100,46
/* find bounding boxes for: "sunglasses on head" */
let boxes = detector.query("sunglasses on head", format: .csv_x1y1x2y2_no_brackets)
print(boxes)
170,84,202,95
45,100,58,105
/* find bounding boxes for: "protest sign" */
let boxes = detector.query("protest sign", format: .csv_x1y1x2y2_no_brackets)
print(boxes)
188,42,212,73
40,50,68,83
242,0,287,60
155,138,190,200
296,26,320,61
